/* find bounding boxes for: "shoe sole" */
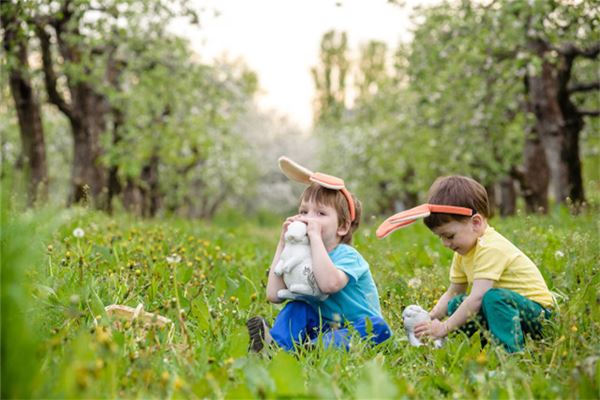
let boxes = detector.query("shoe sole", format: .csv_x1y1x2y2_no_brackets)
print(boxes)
246,316,267,352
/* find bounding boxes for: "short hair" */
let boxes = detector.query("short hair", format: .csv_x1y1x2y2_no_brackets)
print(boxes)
423,176,490,230
299,183,362,244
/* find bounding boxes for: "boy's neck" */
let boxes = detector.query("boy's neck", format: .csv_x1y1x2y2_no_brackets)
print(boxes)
476,219,489,237
325,238,343,253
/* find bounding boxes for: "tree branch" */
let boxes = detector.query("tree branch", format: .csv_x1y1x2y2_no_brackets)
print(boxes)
568,81,600,94
578,109,600,117
35,24,73,120
556,41,600,59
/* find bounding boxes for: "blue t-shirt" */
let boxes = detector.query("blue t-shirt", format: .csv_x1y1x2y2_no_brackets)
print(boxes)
307,244,382,323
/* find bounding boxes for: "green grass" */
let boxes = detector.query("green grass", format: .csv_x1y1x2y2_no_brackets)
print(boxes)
1,205,599,399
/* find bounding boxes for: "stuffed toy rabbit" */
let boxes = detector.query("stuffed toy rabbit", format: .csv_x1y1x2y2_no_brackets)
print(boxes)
402,304,445,348
274,221,328,301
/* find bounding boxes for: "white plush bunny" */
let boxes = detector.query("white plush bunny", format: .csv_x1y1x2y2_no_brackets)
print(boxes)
274,221,328,301
402,304,445,348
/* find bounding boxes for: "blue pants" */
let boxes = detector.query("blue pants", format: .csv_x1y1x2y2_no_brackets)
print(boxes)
448,288,552,353
270,301,392,351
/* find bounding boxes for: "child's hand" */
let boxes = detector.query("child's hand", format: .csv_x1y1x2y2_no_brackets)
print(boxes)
298,217,322,239
414,319,448,339
280,215,301,242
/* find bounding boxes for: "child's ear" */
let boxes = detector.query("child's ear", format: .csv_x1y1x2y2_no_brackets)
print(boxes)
471,214,485,230
337,220,351,237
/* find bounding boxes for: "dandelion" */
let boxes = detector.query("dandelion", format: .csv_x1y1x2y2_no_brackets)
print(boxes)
476,352,487,365
571,325,578,332
408,277,422,289
174,377,184,390
166,254,181,264
554,250,565,258
73,228,85,238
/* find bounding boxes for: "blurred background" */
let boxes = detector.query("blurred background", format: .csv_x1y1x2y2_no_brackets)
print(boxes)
2,0,599,220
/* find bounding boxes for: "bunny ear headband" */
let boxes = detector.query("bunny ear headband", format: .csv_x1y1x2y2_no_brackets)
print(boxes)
376,204,475,239
278,156,356,221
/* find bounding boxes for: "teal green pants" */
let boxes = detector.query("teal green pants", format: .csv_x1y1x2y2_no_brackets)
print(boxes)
448,288,551,353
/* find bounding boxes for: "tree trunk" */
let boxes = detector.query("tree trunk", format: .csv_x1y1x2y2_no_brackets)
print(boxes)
498,176,516,216
514,133,550,213
122,178,142,215
140,153,161,217
68,93,107,206
36,13,108,209
525,37,593,207
2,1,48,205
527,59,569,205
557,60,586,207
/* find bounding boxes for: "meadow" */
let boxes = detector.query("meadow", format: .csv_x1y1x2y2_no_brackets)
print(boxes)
2,204,598,399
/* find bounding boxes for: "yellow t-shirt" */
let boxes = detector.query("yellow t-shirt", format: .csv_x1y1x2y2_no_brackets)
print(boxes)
450,226,554,308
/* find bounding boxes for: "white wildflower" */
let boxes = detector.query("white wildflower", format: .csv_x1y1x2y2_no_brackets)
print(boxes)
166,254,181,264
408,277,422,289
554,250,565,258
73,228,85,238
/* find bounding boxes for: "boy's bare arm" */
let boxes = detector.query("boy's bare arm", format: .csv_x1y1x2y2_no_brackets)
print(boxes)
417,280,492,339
443,279,493,332
266,240,287,303
266,217,297,303
308,235,349,293
429,283,467,320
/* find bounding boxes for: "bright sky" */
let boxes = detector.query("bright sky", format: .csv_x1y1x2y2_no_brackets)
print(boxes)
173,0,433,131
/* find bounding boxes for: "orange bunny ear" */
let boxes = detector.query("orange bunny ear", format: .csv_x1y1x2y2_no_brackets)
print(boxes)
278,156,313,184
376,204,474,239
278,156,356,221
309,172,345,190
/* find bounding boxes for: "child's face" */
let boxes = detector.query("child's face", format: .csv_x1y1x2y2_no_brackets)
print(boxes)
432,217,483,255
298,199,344,246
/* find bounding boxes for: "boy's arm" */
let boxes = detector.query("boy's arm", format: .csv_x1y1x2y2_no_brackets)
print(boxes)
416,279,494,339
266,240,287,303
443,279,493,332
307,231,349,294
429,283,468,320
266,217,298,303
309,235,349,293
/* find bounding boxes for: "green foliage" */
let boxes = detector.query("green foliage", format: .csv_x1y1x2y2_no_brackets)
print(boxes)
313,0,599,214
4,205,598,398
1,0,260,216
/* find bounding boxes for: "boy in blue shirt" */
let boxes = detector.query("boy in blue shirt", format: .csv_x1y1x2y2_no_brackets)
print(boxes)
247,157,391,352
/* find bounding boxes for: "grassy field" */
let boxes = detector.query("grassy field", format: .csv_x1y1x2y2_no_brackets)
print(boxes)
2,204,599,399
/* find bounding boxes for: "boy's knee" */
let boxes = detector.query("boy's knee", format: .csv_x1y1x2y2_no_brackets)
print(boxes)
481,288,515,317
482,288,509,305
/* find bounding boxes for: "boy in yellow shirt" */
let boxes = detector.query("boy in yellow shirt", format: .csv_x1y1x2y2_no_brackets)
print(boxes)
377,176,553,353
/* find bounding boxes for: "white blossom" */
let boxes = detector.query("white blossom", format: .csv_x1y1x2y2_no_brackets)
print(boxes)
554,250,565,258
408,277,422,289
166,254,182,264
73,228,85,238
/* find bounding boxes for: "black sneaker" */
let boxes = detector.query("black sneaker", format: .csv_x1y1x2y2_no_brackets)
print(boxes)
246,316,272,353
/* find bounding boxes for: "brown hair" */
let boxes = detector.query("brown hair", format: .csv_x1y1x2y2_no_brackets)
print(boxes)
299,183,362,244
423,176,490,230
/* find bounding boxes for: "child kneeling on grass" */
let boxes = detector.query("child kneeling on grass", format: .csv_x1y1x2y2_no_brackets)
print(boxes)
247,158,391,352
377,175,554,353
